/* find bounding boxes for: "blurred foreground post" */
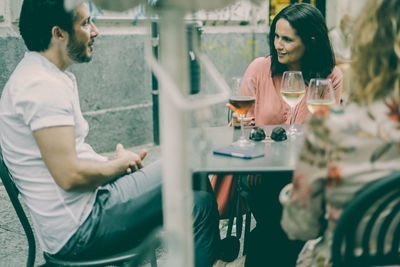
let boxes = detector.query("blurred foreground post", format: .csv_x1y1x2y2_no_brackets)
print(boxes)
158,6,194,267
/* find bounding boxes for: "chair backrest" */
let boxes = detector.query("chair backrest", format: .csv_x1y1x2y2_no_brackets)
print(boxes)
331,171,400,267
0,148,36,267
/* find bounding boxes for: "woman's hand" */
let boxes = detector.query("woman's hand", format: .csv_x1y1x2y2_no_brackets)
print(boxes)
231,112,254,127
226,103,255,127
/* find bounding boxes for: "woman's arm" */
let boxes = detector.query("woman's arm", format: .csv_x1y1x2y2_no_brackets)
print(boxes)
238,77,258,119
280,110,331,240
229,58,265,126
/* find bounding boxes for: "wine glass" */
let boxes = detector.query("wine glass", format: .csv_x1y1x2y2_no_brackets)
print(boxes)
280,71,306,136
231,76,242,96
228,78,256,147
306,78,335,114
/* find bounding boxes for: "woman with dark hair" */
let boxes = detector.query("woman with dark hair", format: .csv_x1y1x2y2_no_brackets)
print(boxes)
280,0,400,266
229,3,343,267
233,3,342,127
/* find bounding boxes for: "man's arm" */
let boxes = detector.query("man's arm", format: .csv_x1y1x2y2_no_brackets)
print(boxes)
34,126,145,192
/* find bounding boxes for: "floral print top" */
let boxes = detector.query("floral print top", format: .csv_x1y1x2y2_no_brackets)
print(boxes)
279,98,400,267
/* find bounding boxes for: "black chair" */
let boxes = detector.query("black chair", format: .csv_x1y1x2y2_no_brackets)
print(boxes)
331,171,400,267
0,149,159,267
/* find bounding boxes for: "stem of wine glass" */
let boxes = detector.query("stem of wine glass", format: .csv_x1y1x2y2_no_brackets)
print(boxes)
239,114,245,140
289,106,295,132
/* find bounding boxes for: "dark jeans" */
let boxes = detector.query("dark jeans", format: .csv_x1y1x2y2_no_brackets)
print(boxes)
243,172,304,267
55,160,221,267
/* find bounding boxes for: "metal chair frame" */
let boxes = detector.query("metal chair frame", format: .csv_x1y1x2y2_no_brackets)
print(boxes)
0,150,158,267
226,175,252,255
225,107,252,255
331,171,400,267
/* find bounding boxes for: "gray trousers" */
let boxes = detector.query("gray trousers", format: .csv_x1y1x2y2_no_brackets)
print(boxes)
56,160,221,267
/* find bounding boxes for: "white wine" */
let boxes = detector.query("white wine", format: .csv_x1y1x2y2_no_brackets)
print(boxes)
306,99,335,113
280,90,305,107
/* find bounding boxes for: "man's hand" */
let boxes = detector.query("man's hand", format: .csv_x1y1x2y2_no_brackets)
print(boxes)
115,144,147,173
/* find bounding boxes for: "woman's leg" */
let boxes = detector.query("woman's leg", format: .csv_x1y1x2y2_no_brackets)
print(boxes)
244,172,304,267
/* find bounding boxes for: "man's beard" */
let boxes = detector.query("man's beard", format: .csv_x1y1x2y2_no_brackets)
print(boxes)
67,35,92,63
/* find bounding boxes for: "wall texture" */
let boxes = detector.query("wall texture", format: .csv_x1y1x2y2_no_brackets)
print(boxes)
0,25,269,153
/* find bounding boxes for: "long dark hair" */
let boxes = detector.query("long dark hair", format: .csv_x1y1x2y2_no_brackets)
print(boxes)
269,3,335,82
19,0,76,52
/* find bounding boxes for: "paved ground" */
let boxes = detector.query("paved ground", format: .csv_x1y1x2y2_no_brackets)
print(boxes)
0,143,251,266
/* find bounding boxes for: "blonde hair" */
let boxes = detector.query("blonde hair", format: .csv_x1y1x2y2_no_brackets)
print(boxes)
351,0,400,104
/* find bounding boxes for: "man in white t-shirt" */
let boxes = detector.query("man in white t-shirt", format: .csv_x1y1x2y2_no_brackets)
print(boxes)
0,1,227,266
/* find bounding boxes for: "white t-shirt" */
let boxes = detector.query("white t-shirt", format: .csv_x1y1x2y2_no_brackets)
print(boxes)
0,52,107,254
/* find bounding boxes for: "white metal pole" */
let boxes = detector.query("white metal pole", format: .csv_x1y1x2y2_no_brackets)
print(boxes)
158,7,194,267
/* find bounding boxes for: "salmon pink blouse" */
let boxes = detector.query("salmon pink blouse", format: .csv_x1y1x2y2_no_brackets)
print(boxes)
238,56,343,125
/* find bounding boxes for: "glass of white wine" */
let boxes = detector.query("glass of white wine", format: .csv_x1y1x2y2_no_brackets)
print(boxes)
280,71,306,136
306,78,335,114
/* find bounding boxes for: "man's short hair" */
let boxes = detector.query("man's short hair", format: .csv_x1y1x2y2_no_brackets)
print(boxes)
19,0,77,52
